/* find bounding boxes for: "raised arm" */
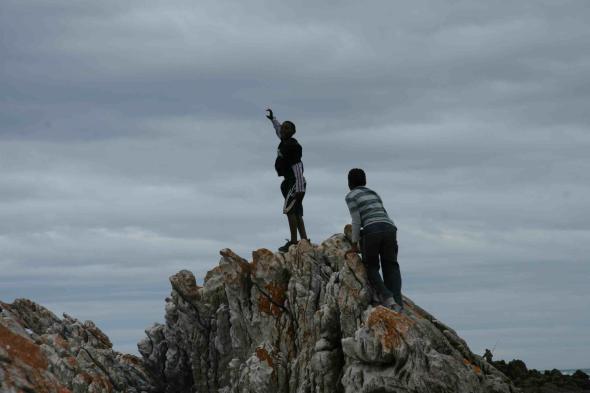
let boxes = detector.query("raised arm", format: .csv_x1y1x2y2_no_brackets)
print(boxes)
266,108,282,139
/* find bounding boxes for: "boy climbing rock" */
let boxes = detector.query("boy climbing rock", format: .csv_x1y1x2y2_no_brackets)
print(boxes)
345,168,404,312
266,108,308,252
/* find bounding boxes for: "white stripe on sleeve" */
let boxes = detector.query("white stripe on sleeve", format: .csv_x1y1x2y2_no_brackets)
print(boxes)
271,118,282,139
292,162,305,193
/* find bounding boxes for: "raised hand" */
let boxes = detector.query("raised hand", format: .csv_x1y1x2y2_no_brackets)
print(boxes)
266,108,274,120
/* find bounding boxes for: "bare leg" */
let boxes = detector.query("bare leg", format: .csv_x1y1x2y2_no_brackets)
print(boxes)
296,215,308,240
287,214,298,243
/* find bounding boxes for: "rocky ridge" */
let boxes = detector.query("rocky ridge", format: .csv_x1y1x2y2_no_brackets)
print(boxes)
0,299,154,393
1,228,517,392
139,227,516,393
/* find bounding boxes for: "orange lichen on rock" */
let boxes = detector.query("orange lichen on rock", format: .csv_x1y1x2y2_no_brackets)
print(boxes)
286,324,296,342
220,249,252,278
83,322,112,349
78,372,94,384
204,266,223,283
403,302,428,320
0,324,74,393
366,306,413,351
221,249,251,269
258,294,272,315
255,347,274,368
251,248,288,284
463,358,482,374
78,372,113,391
170,270,202,301
252,248,275,271
346,258,367,280
258,282,288,316
90,372,114,391
67,356,78,367
53,334,70,350
120,353,143,367
340,260,365,299
0,324,48,369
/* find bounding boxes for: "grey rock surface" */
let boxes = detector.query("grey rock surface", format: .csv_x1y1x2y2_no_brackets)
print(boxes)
0,228,517,392
138,228,518,393
0,299,155,393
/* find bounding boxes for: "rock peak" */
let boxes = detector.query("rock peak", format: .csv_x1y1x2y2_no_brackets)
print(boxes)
140,229,516,393
0,229,516,393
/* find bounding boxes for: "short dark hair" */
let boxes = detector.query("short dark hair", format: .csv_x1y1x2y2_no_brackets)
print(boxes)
281,121,296,138
348,168,366,189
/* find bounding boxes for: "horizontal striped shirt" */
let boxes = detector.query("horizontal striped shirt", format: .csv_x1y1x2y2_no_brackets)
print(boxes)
345,186,395,243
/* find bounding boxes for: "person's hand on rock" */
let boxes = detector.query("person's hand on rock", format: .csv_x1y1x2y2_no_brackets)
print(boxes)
345,243,360,258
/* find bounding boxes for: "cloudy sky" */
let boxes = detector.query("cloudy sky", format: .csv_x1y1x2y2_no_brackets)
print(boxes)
1,0,589,370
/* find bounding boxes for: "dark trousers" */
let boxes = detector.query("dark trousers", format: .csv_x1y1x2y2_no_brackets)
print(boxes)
361,230,403,306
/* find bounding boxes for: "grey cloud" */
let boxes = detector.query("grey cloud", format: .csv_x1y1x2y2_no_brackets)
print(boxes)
1,0,589,370
3,0,589,132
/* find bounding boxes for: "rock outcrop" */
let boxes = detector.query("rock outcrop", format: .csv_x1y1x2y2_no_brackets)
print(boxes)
138,228,516,393
491,359,590,393
0,299,154,393
1,228,517,393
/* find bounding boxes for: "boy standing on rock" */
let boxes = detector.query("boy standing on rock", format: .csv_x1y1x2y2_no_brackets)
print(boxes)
345,168,404,312
266,108,308,252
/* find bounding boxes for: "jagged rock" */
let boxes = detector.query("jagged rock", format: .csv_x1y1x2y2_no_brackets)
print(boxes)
138,228,517,393
0,229,519,392
492,359,590,392
0,299,155,393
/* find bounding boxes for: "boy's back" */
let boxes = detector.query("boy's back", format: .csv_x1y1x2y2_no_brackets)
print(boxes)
345,186,395,238
275,136,303,179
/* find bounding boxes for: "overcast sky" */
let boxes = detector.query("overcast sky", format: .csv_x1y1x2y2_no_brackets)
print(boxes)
1,0,589,370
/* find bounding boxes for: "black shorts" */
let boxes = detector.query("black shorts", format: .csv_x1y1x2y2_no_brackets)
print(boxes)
280,177,306,216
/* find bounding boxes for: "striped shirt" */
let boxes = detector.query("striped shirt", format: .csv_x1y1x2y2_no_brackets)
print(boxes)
345,186,395,243
270,117,306,193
